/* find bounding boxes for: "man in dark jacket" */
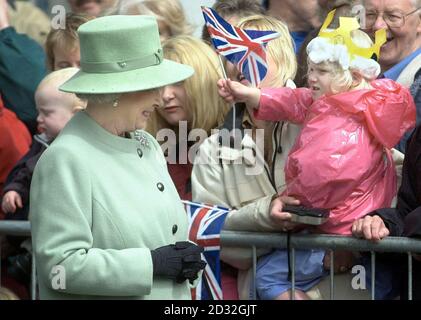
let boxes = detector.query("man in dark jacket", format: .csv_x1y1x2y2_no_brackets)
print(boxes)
353,122,421,299
395,69,421,152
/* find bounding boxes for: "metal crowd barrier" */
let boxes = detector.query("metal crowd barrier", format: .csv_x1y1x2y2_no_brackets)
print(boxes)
220,230,421,300
1,221,421,300
0,221,35,300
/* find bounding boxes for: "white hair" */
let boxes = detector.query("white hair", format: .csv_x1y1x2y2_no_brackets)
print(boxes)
75,93,120,105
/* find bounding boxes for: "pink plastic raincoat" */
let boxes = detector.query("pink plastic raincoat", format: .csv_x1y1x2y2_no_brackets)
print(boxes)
255,79,416,235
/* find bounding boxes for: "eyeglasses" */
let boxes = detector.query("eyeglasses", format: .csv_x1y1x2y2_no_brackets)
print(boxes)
365,7,421,29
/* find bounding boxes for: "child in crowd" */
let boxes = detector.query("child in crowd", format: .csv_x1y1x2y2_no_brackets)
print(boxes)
1,67,85,288
1,68,86,219
45,13,94,71
119,0,193,42
218,14,416,299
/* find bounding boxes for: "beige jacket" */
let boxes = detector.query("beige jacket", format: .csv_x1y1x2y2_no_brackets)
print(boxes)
192,104,301,233
192,104,301,298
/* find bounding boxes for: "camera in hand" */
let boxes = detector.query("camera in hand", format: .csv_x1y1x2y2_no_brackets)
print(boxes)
282,204,330,225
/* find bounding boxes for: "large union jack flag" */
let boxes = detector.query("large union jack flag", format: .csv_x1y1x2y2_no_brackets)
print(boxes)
183,200,230,300
202,6,280,87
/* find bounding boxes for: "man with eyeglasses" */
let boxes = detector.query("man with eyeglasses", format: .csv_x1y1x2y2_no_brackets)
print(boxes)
353,1,421,300
364,0,421,153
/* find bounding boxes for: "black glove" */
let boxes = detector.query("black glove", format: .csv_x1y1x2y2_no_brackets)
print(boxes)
151,241,206,283
176,242,206,284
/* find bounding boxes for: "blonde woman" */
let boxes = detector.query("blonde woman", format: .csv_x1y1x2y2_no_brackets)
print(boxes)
191,15,301,299
119,0,193,42
147,35,230,200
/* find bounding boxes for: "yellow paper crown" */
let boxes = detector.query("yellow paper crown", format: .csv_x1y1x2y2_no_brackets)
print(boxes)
318,10,386,62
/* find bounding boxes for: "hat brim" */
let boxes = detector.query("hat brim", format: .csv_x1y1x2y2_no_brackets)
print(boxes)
59,59,194,94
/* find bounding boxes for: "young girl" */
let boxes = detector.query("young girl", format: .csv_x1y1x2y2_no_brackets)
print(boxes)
218,25,416,299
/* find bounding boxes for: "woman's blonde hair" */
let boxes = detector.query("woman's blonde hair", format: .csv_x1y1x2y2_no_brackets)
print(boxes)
147,36,230,136
45,13,94,71
119,0,193,37
237,15,297,87
308,30,375,94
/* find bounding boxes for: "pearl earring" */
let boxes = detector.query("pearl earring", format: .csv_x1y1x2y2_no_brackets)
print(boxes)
112,99,119,108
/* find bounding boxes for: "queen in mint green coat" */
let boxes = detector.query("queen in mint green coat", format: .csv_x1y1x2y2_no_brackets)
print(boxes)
29,15,196,299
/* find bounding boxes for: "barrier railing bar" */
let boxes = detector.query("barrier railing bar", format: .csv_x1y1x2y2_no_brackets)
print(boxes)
251,246,257,300
0,221,31,236
330,250,334,300
31,254,36,300
0,236,2,287
291,248,295,300
371,251,375,300
408,252,412,301
220,231,421,253
2,223,421,301
2,222,421,253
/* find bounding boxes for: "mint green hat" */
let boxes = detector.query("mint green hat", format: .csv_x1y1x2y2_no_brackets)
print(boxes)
60,15,194,94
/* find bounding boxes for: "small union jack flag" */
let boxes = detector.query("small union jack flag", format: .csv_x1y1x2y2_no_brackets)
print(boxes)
183,200,230,300
202,6,280,87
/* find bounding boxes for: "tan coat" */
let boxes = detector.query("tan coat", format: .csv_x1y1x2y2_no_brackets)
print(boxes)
192,105,301,237
192,104,301,298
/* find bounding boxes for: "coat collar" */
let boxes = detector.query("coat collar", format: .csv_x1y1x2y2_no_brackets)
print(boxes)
34,133,51,148
216,103,261,165
65,111,151,154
